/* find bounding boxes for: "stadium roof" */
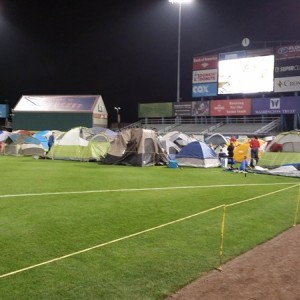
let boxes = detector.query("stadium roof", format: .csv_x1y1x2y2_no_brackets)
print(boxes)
14,95,101,112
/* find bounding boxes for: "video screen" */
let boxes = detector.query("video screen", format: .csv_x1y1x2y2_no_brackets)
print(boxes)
218,55,275,94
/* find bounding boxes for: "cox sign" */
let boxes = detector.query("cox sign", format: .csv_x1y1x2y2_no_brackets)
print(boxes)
192,83,217,97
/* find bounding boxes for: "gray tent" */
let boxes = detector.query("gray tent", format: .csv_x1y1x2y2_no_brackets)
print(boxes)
102,128,168,166
4,133,45,156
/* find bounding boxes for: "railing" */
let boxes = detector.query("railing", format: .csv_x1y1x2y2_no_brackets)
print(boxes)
201,122,223,134
157,124,179,135
121,120,142,130
255,118,281,134
119,117,281,136
137,116,279,125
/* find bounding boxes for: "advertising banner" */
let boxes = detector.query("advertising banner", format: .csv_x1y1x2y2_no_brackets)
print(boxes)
274,58,300,78
192,83,217,97
0,104,8,118
274,76,300,92
275,44,300,61
173,102,192,116
191,101,210,116
252,97,300,115
193,54,218,70
246,48,274,57
138,102,173,118
219,50,246,61
210,99,251,116
193,69,217,84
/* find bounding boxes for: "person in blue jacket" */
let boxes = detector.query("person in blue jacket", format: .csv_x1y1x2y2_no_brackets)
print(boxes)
239,156,249,172
48,132,55,152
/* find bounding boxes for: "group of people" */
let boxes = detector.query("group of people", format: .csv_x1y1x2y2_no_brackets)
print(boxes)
218,135,260,171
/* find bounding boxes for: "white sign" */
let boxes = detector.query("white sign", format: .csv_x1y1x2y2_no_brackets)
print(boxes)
274,76,300,92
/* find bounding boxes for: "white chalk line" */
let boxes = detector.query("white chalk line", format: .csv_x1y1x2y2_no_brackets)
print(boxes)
0,182,297,199
0,182,299,279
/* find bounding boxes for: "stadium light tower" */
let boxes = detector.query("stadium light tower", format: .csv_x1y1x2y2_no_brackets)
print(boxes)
169,0,193,102
114,106,121,127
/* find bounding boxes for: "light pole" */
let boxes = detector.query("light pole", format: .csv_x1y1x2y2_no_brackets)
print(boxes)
114,106,121,128
169,0,192,102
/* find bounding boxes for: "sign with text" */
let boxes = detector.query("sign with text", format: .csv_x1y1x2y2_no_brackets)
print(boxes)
252,97,300,114
274,58,300,78
193,69,217,84
275,44,300,61
210,99,251,116
274,76,300,92
173,102,192,116
193,54,218,70
192,83,217,97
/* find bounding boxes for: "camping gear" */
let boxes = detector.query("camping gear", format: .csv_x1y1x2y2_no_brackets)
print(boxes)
265,130,300,152
159,131,196,158
167,160,178,168
3,133,45,156
232,138,265,163
102,128,168,166
175,141,220,168
260,130,300,167
47,127,110,161
205,133,228,149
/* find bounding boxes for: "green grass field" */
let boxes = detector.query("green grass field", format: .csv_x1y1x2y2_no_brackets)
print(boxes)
0,156,299,299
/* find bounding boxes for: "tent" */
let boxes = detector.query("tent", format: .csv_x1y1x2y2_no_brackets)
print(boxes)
162,131,196,147
0,130,12,142
265,130,300,152
205,133,228,149
251,165,300,178
47,127,110,161
90,127,118,141
233,138,266,163
33,130,63,151
158,137,181,160
175,141,220,168
102,128,168,166
0,130,13,154
260,130,300,167
3,133,45,156
159,131,196,159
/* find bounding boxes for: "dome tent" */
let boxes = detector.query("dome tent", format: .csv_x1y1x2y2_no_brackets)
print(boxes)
102,128,168,167
260,130,300,167
175,141,219,168
47,127,110,161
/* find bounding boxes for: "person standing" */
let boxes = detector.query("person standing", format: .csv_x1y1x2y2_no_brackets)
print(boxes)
48,132,55,152
227,142,235,169
249,136,260,167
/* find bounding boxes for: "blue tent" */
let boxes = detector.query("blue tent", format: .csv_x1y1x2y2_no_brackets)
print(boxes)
4,133,45,156
175,141,220,168
33,130,51,150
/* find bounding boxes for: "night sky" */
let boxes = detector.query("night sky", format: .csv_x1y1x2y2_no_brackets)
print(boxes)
0,0,299,124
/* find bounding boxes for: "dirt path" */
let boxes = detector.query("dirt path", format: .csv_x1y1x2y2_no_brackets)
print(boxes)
166,225,300,300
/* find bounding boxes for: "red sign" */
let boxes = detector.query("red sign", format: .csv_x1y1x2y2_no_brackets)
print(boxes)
193,54,218,70
210,99,251,116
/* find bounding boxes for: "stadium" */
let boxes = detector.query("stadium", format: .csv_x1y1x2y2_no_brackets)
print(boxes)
136,41,300,139
0,41,300,300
